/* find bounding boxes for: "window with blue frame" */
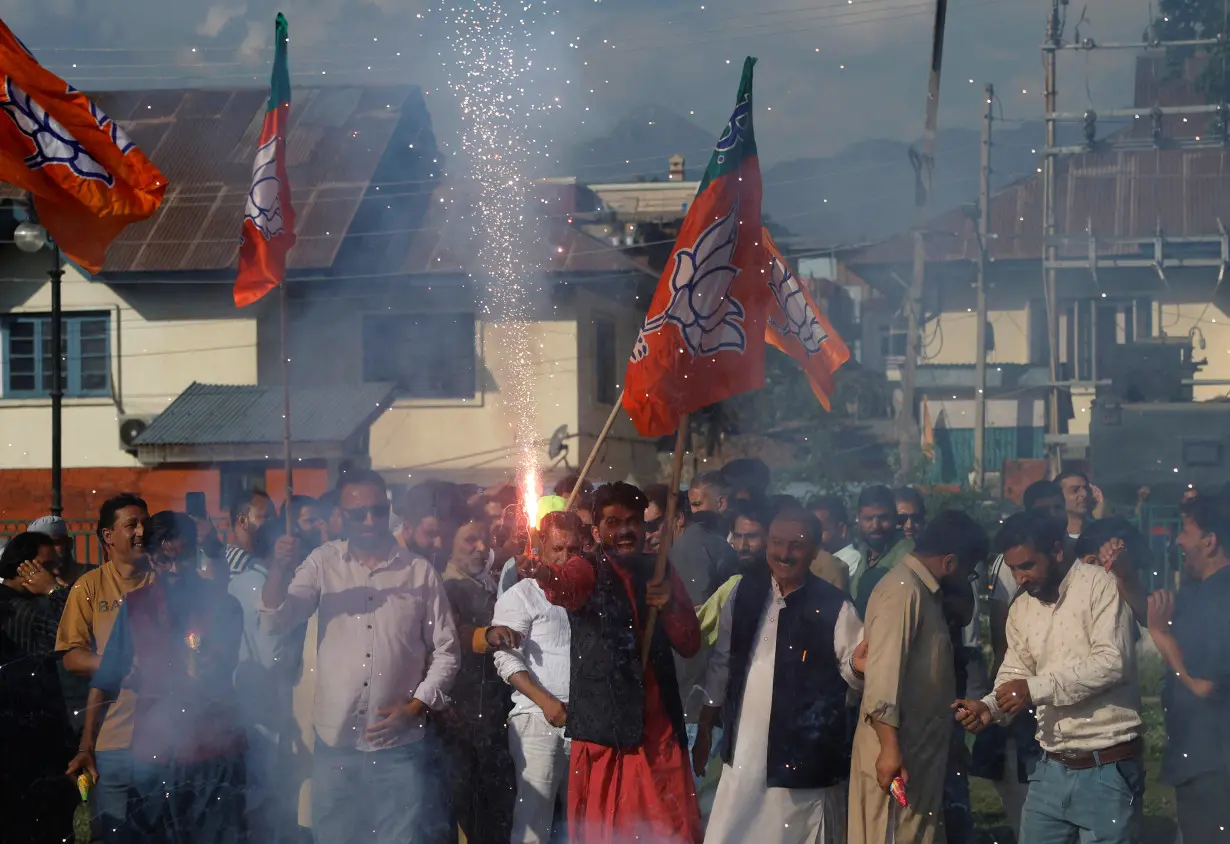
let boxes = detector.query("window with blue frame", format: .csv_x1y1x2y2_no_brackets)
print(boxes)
3,313,111,398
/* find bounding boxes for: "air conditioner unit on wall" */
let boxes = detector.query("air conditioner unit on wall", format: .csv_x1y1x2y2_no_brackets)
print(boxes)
118,415,155,452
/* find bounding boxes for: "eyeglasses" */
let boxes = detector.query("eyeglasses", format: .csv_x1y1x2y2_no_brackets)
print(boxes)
343,503,391,522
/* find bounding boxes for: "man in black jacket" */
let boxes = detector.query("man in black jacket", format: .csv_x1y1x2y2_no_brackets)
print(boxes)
534,482,703,843
692,507,866,844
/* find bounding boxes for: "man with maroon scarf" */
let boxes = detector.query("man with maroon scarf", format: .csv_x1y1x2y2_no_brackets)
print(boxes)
533,481,703,844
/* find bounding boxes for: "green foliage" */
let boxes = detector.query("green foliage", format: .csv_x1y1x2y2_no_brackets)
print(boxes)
713,348,892,486
1152,0,1230,104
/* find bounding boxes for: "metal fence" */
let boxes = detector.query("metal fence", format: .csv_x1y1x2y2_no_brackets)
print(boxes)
1136,503,1183,592
0,519,105,565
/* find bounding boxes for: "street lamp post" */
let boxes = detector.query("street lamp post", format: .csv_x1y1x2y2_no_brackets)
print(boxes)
14,215,64,517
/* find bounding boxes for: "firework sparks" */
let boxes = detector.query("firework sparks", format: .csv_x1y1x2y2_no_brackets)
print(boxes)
436,0,554,509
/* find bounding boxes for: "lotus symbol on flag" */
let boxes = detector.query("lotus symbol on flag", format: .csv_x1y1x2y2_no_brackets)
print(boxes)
244,137,284,240
714,93,751,163
1,78,118,186
631,201,746,362
768,252,828,357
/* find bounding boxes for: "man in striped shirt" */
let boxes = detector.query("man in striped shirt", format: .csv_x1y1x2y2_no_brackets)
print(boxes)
226,489,274,575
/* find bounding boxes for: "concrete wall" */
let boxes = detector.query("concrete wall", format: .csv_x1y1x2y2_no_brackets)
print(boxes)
368,318,584,486
0,259,257,471
572,288,661,488
280,280,657,488
923,307,1033,366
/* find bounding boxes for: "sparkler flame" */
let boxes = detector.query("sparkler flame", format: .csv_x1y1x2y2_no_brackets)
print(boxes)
186,631,202,652
521,468,541,529
437,0,552,515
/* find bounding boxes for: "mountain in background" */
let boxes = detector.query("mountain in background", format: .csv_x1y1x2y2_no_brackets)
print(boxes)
560,103,717,184
562,105,1090,247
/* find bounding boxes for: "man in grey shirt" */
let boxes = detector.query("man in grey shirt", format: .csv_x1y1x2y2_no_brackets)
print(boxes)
259,470,460,844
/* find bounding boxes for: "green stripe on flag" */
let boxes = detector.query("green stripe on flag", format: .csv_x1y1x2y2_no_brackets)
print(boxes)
269,13,291,112
697,56,757,196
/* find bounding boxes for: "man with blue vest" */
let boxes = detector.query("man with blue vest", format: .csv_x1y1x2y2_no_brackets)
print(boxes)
692,507,866,844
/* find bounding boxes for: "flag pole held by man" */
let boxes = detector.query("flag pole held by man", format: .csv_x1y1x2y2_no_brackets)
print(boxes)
234,12,297,309
0,18,167,271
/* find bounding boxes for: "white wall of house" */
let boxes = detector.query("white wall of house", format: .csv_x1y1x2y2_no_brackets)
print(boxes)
925,398,1045,430
922,307,1033,366
1154,301,1230,401
0,262,257,469
368,319,584,484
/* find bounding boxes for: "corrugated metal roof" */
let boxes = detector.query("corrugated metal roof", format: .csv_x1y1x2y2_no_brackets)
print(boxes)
399,183,655,276
848,145,1230,266
134,381,396,446
2,86,427,273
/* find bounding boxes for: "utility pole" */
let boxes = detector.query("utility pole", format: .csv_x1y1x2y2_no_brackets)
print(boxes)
49,245,63,516
973,83,993,490
1042,0,1062,477
898,0,949,478
1037,5,1227,480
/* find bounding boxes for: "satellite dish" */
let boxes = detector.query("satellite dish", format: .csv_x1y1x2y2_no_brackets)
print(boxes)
548,425,570,461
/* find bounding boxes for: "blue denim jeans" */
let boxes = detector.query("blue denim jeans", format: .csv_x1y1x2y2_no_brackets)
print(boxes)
1020,754,1145,844
126,754,247,843
93,749,134,842
311,732,450,844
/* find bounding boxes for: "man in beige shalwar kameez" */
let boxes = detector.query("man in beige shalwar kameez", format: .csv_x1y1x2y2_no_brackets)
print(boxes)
848,510,989,844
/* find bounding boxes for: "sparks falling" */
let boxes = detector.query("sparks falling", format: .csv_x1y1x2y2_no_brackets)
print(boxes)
437,0,552,508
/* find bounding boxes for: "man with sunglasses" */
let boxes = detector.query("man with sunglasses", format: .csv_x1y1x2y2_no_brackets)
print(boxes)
259,469,460,844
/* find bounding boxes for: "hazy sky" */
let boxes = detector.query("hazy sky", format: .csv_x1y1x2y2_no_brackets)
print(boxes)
2,0,1154,164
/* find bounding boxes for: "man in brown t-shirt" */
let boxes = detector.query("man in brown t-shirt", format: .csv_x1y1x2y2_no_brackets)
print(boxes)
57,493,152,835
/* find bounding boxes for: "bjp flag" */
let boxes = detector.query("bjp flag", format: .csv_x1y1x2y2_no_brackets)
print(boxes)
0,19,167,272
622,57,770,438
235,13,297,308
763,229,850,410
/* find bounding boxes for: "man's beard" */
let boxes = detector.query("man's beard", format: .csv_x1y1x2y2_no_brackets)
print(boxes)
864,533,891,553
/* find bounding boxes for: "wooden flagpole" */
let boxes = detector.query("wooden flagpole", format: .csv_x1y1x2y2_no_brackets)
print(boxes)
564,389,625,511
641,414,689,668
280,277,293,534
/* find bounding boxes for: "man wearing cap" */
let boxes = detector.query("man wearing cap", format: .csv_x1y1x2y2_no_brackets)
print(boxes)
29,515,85,585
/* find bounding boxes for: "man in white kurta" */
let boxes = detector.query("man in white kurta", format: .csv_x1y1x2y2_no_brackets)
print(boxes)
694,509,865,844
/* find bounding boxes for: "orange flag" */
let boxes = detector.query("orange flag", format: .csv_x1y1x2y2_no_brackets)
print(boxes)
235,13,297,308
763,229,850,410
622,57,770,438
0,19,166,272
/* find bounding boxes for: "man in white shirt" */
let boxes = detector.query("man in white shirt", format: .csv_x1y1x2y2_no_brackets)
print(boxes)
974,479,1063,839
956,510,1143,844
491,509,584,844
258,470,460,844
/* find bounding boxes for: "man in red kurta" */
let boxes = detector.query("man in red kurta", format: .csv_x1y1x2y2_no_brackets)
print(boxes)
534,481,703,844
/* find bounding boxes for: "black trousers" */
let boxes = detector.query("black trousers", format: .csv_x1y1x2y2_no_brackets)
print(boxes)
1176,772,1230,844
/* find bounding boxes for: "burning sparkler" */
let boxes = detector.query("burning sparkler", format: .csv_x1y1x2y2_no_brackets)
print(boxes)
436,0,554,514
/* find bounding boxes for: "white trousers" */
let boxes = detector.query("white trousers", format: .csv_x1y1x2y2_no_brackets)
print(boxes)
508,712,571,844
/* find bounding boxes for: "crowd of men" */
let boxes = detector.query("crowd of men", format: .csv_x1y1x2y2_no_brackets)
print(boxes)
0,460,1227,844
